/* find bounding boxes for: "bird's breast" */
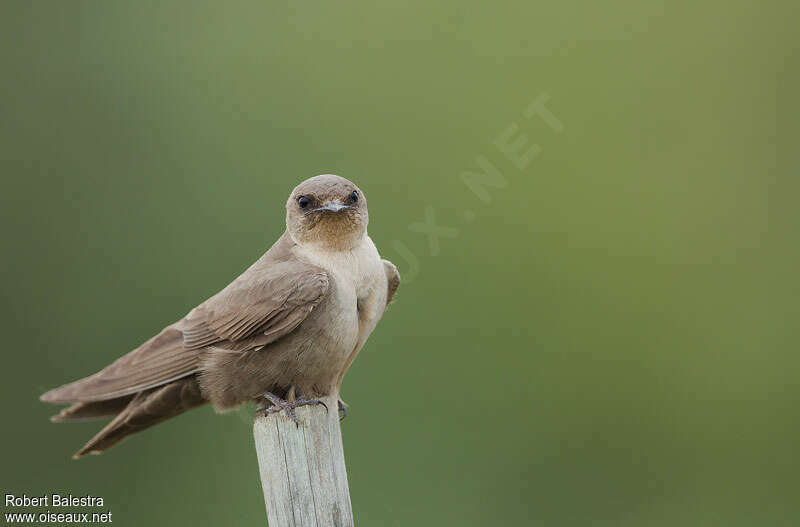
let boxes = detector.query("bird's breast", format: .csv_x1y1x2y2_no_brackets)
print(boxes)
293,238,384,350
294,237,384,301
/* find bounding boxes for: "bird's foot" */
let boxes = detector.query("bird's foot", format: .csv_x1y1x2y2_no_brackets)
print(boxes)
338,399,348,421
259,392,328,426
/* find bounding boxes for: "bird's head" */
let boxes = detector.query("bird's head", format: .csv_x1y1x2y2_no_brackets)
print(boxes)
286,174,369,250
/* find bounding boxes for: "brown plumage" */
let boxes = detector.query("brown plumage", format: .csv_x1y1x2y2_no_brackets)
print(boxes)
41,175,400,458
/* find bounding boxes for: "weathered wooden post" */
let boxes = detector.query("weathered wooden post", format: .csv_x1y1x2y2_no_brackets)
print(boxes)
253,394,354,527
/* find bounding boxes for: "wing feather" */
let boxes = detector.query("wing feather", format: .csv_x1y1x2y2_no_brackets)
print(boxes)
383,259,400,305
41,260,330,404
40,327,199,403
185,263,329,349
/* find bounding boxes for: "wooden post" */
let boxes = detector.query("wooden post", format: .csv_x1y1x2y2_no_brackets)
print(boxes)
253,394,354,527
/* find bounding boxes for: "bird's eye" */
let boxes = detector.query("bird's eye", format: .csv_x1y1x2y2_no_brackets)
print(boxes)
349,190,358,203
297,196,310,209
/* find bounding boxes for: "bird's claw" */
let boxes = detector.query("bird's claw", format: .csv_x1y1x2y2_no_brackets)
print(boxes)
259,392,327,426
338,399,348,421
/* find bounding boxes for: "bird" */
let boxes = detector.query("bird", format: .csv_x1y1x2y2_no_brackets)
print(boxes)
40,174,400,459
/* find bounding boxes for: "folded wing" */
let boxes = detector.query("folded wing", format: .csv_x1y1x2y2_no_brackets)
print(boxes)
182,261,329,351
41,261,330,404
40,326,197,403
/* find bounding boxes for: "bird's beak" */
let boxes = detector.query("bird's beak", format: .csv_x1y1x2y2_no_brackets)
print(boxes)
306,202,353,215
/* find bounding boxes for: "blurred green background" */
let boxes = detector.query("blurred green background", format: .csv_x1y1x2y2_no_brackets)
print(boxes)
2,1,798,525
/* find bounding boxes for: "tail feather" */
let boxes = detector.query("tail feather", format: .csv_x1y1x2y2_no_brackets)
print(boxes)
72,376,206,459
50,396,134,423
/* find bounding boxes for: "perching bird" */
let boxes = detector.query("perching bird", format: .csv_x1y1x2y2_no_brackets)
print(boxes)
41,175,400,459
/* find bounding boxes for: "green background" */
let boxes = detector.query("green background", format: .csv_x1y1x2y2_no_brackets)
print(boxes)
2,1,798,525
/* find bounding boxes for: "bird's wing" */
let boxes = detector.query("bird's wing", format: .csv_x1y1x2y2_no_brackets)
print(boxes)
40,326,199,403
382,259,400,305
41,261,329,404
182,261,329,351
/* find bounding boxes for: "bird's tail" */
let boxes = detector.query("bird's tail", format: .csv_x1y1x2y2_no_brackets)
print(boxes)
50,396,134,423
63,377,206,459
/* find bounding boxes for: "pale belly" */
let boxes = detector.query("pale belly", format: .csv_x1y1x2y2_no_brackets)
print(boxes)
284,277,362,390
287,239,388,393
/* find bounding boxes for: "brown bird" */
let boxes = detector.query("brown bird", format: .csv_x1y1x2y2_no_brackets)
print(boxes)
41,174,400,459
